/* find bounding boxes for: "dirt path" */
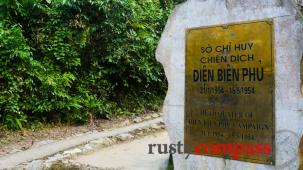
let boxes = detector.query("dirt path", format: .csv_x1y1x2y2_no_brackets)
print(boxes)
0,112,160,156
73,131,169,170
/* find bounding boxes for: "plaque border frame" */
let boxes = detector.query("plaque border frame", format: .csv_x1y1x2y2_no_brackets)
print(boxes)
184,19,276,165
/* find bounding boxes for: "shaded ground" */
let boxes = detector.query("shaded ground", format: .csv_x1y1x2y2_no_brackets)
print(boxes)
0,112,160,156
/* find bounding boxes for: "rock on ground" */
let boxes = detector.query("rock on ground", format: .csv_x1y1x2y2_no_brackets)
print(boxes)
117,133,134,141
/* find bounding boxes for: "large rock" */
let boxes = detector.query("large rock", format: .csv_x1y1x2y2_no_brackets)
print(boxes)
156,0,303,169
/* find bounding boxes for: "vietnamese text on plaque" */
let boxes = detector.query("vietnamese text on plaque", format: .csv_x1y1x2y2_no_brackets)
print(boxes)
184,20,275,165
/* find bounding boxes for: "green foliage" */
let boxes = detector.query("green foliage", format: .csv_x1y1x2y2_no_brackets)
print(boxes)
0,0,175,129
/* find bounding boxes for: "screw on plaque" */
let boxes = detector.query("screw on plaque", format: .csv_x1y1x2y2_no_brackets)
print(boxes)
222,25,229,29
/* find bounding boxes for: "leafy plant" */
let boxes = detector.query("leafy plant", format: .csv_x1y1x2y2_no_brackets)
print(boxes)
0,0,175,129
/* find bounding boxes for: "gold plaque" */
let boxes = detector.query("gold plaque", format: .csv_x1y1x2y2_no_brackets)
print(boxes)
184,20,275,165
